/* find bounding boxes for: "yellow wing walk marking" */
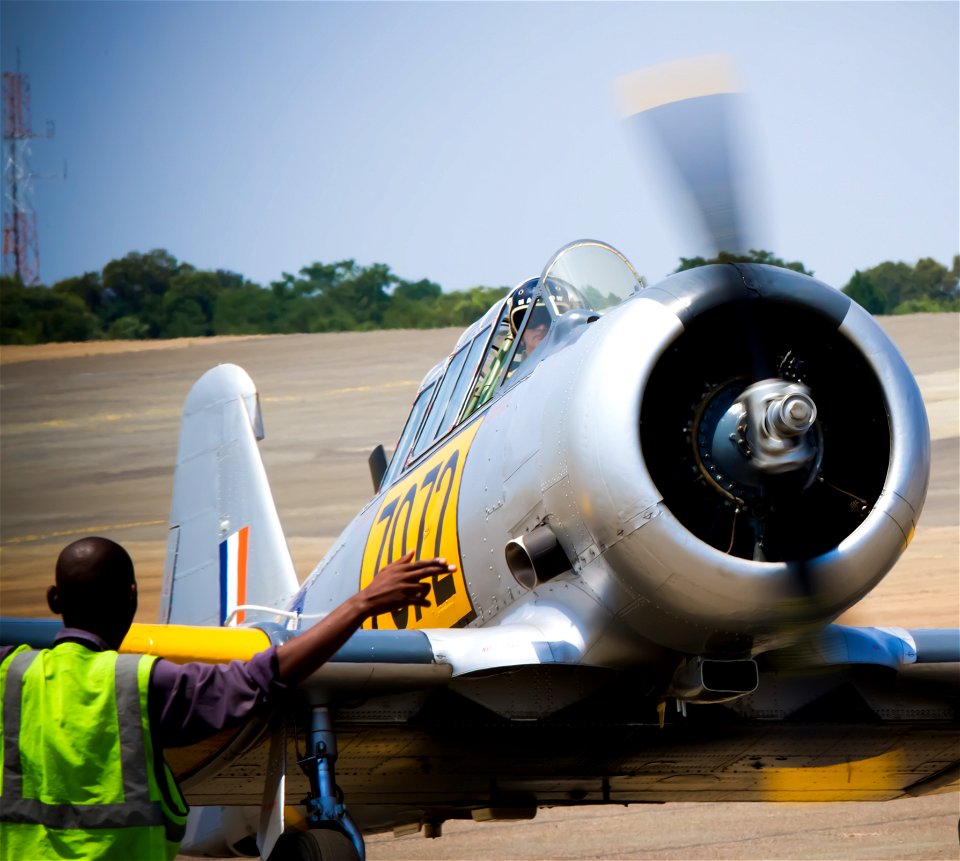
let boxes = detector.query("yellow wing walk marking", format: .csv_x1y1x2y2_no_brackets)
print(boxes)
361,421,482,630
3,520,166,546
761,749,905,801
121,623,271,664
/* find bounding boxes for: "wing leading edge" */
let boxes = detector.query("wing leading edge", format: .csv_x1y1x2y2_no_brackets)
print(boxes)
4,616,956,676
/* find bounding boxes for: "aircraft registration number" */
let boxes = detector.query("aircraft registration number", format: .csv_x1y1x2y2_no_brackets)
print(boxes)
360,421,481,629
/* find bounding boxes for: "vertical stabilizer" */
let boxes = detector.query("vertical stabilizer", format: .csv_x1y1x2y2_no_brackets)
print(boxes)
160,364,299,626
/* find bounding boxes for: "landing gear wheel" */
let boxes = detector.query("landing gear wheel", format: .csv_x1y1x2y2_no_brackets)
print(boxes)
267,827,360,861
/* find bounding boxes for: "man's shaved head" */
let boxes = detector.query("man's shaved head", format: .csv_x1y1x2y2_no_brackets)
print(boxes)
48,537,138,648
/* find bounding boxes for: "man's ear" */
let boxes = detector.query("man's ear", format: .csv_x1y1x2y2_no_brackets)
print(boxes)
47,585,61,615
129,582,138,617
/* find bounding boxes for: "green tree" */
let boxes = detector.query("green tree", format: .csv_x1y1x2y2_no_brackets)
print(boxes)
909,257,957,305
394,278,442,304
39,292,101,342
384,278,444,328
891,296,959,314
851,261,913,312
842,271,886,315
160,269,247,337
330,262,394,329
162,293,208,338
273,260,399,332
213,283,280,335
1,276,40,343
0,276,101,343
843,257,959,314
434,285,508,327
52,272,106,319
107,315,150,340
101,249,182,336
12,244,954,347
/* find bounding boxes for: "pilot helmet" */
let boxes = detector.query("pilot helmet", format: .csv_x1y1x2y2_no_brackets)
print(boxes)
508,278,539,334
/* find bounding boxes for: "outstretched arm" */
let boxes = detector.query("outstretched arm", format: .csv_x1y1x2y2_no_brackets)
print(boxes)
275,551,456,685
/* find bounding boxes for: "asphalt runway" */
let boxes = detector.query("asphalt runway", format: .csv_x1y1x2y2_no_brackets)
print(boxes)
1,314,957,859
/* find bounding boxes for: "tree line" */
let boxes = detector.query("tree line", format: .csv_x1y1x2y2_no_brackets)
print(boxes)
676,250,959,315
0,251,507,345
1,248,956,345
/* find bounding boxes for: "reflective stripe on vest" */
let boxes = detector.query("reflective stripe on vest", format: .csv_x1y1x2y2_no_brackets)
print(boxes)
1,648,176,839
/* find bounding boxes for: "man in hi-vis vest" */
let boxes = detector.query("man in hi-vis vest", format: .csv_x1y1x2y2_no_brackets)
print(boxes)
1,537,452,860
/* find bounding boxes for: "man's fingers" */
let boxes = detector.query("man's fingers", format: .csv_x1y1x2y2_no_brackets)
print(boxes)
404,557,453,570
412,563,457,576
380,558,457,577
406,566,456,586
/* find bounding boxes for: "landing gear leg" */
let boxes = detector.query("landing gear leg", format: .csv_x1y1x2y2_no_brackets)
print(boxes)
296,707,365,861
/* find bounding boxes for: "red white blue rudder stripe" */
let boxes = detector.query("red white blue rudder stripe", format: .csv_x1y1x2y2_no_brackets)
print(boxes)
219,526,249,625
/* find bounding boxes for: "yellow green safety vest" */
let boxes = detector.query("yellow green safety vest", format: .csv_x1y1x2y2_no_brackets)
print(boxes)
0,643,188,860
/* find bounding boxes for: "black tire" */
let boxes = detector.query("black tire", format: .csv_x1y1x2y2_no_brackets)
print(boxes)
266,827,360,861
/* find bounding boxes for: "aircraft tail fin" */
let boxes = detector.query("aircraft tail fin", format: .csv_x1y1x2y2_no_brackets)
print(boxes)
160,364,300,627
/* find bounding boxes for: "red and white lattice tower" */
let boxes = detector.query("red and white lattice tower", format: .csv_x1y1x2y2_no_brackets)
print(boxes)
2,66,43,284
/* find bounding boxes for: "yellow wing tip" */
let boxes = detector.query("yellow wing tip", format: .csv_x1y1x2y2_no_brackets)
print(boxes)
122,623,271,664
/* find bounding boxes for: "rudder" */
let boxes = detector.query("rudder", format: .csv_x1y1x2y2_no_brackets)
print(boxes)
160,364,299,627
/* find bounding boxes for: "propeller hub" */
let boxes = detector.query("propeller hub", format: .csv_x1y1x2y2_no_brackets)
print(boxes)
743,380,819,474
767,391,817,437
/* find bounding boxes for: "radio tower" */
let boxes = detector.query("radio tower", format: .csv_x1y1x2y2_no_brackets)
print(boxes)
2,53,53,285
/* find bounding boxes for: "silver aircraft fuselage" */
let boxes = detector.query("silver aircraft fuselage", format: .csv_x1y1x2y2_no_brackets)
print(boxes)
291,252,928,663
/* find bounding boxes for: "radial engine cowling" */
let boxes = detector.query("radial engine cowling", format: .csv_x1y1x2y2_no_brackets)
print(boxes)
564,263,929,655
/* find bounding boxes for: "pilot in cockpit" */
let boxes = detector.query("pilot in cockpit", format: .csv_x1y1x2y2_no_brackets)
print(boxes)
509,279,552,361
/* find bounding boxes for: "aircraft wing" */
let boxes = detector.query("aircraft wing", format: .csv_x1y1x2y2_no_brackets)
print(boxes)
0,614,583,678
4,614,956,680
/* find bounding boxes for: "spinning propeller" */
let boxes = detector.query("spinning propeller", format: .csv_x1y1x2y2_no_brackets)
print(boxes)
618,57,884,609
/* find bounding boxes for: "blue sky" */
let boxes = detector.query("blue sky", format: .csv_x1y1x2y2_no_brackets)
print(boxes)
2,1,957,292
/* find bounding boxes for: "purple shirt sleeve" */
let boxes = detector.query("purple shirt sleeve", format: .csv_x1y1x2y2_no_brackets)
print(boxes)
5,628,289,749
149,647,289,748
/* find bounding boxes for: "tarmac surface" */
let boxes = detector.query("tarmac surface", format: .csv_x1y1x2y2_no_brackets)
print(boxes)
1,314,957,859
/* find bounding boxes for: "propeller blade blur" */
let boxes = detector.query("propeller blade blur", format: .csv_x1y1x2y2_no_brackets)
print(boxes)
616,55,754,257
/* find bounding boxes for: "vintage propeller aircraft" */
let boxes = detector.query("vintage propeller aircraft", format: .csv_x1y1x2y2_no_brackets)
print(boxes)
3,58,958,860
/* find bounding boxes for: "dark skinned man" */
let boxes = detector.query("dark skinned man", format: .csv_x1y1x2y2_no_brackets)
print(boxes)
0,536,453,860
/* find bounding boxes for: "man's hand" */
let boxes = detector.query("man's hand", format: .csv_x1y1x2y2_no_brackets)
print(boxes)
275,552,458,684
358,551,456,617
